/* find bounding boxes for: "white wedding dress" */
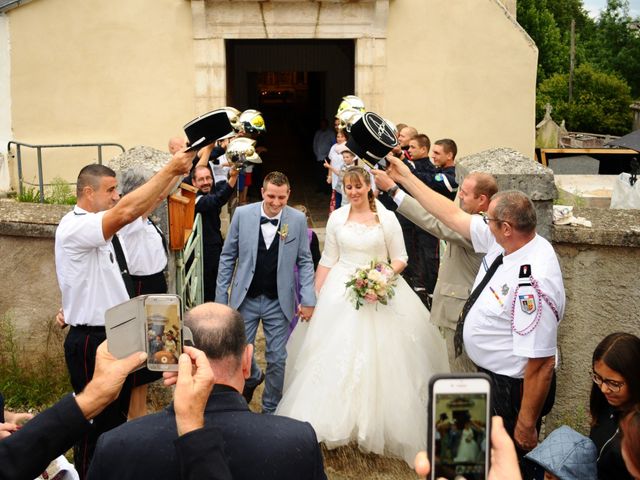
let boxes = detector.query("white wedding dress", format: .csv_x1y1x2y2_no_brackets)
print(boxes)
276,205,450,465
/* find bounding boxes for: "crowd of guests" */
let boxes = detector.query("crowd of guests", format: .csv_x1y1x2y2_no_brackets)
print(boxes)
0,106,639,480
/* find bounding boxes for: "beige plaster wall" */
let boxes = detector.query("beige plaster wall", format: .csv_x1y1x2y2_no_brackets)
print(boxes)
385,0,537,158
7,0,195,183
6,0,537,186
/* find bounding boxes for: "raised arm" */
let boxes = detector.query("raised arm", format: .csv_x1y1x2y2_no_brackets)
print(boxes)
102,149,194,239
381,156,473,240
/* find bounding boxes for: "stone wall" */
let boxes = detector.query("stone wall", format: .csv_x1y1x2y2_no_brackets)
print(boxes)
456,147,557,239
546,207,640,433
0,200,67,354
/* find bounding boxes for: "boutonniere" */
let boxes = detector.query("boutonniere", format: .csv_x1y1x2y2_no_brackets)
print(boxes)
278,223,289,241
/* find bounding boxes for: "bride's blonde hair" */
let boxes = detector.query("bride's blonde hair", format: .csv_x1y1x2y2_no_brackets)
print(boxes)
343,166,377,213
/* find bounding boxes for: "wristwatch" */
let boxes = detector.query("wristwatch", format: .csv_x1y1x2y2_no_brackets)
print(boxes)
386,185,399,198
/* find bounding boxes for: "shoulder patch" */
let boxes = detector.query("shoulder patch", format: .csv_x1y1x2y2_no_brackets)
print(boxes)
519,264,531,278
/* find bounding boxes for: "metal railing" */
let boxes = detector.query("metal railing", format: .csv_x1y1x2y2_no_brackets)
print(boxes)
175,213,204,310
6,141,125,202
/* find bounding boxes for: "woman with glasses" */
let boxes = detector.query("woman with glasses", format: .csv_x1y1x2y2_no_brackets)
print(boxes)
590,332,640,479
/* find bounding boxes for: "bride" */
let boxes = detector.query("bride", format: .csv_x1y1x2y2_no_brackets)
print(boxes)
276,165,450,465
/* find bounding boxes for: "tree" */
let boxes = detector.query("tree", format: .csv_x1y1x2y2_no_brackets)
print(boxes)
536,64,633,135
585,0,640,97
517,0,568,81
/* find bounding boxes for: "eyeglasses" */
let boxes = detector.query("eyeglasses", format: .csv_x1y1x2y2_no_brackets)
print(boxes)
591,371,626,392
480,211,505,225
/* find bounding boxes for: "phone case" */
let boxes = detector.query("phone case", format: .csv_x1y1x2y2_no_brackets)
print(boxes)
105,294,193,372
427,373,492,480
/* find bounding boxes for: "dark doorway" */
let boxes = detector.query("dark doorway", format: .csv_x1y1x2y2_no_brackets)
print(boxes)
226,40,354,214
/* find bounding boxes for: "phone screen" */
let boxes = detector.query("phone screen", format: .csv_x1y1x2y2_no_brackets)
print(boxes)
433,390,489,480
145,296,181,371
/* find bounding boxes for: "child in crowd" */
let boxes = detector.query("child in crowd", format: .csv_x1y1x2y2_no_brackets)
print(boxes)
325,130,348,211
325,145,358,207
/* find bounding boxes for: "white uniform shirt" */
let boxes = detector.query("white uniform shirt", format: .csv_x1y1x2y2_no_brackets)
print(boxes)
259,204,282,249
118,217,167,276
55,206,129,327
463,215,565,378
210,156,231,184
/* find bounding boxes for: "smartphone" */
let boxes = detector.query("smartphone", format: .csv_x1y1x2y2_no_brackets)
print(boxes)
428,374,491,480
144,295,182,371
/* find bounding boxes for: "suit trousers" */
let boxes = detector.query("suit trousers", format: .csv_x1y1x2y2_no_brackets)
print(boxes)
203,244,222,303
239,294,289,414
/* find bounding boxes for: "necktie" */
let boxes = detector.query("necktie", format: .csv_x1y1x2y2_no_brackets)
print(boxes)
454,253,504,358
260,216,278,226
111,234,135,299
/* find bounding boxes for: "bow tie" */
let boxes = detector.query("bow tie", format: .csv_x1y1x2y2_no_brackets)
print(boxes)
260,216,278,226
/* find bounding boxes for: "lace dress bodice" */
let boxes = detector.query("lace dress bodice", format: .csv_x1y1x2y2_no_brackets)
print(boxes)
335,222,389,267
319,206,408,270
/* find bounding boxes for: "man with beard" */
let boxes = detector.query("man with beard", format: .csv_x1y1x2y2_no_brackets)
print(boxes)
192,165,239,302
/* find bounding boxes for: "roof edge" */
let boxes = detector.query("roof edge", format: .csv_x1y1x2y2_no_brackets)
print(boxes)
0,0,35,14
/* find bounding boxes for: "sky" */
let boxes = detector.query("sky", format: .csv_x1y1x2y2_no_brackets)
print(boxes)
583,0,640,18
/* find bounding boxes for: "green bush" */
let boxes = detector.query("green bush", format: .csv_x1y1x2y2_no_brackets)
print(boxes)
0,313,71,410
46,177,76,205
536,64,634,135
16,186,42,203
16,176,76,205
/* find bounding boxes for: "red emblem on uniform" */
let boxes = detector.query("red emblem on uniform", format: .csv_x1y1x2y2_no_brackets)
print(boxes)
519,294,536,314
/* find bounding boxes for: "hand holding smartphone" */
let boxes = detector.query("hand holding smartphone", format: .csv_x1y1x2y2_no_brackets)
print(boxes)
428,374,491,480
145,295,182,371
106,294,192,372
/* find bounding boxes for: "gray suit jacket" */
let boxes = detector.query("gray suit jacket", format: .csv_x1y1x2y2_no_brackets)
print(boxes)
216,203,316,320
398,195,482,330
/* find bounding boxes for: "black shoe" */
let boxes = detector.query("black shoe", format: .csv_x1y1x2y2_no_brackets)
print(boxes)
242,371,265,404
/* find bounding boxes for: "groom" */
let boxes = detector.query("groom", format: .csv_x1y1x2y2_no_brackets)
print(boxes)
216,171,316,413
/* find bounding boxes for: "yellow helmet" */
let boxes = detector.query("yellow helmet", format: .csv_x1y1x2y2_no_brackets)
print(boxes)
239,109,266,135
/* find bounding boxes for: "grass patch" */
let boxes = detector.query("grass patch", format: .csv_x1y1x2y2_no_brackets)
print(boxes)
16,176,76,205
0,313,71,410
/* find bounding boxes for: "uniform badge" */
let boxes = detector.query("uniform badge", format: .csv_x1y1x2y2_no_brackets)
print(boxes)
519,264,531,278
519,294,536,314
435,173,444,182
501,284,509,296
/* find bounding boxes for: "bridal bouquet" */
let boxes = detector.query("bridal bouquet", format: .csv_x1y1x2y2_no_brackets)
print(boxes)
345,260,398,310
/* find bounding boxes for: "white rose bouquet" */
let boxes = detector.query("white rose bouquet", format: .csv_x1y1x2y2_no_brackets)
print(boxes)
345,260,398,310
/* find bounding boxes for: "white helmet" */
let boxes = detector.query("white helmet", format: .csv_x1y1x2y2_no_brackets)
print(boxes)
336,95,366,116
336,108,363,132
239,109,266,135
221,106,242,132
225,137,262,165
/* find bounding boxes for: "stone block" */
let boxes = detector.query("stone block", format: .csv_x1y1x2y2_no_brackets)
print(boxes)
205,2,264,38
190,0,208,39
193,39,226,68
457,147,557,239
548,155,599,175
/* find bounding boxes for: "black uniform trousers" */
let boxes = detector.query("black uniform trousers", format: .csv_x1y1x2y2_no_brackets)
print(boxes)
478,367,556,480
64,326,133,480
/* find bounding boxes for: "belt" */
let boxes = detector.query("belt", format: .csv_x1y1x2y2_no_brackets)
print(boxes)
70,325,105,332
